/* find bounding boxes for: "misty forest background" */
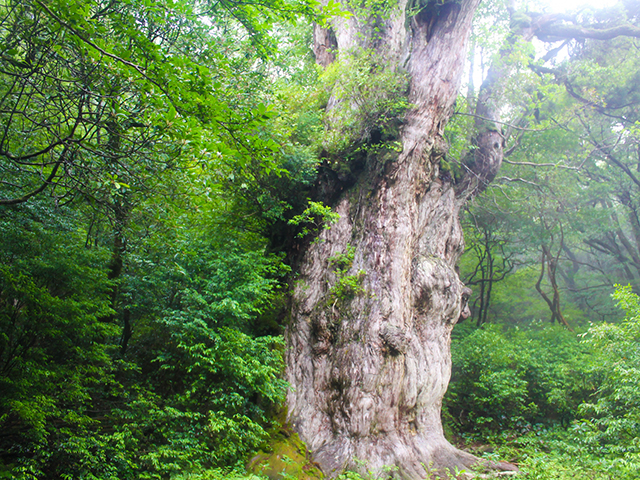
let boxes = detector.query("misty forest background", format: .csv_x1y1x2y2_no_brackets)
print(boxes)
2,0,640,478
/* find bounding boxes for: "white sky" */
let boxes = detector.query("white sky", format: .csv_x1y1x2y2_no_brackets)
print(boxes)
537,0,618,13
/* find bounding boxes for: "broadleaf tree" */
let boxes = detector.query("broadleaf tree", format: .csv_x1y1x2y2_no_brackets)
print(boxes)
0,0,317,477
458,1,640,328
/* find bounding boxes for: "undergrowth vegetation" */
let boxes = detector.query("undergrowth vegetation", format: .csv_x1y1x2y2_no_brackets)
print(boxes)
442,285,640,479
0,201,290,479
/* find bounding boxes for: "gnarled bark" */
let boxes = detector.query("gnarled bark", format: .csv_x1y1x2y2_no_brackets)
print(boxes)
286,6,640,476
286,1,505,478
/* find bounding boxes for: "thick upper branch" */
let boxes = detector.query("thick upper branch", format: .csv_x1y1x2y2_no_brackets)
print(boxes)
536,22,640,41
457,7,640,198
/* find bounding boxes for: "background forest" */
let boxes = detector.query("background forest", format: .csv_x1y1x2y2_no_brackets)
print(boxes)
0,0,639,479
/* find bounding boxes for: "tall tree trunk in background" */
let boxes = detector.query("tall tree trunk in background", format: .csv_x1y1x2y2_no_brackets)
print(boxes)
286,1,507,478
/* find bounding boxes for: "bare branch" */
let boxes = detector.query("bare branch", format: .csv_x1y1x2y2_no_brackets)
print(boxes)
503,159,581,170
0,150,66,205
494,176,542,187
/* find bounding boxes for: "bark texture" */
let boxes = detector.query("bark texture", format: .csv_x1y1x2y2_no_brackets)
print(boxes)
286,1,491,478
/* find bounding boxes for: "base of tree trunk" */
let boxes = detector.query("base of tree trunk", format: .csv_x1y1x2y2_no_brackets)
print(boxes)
286,181,519,479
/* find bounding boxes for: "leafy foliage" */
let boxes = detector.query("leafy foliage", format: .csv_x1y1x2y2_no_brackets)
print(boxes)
574,285,640,471
327,246,366,302
320,49,409,156
453,0,640,329
0,201,114,446
447,285,640,479
288,200,340,238
446,322,595,437
4,0,640,478
0,0,316,477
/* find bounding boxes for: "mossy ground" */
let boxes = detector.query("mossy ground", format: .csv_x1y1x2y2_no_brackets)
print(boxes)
247,424,323,480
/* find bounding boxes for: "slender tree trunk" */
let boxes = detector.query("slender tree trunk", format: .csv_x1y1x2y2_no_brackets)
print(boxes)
285,1,512,478
481,235,494,325
536,243,572,330
475,266,486,327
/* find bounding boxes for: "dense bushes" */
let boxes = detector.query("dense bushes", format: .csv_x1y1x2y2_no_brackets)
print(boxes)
0,200,289,479
446,286,640,479
0,203,116,477
573,285,640,474
445,322,595,435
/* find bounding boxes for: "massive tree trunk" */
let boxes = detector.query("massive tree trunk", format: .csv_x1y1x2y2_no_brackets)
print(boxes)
286,1,501,478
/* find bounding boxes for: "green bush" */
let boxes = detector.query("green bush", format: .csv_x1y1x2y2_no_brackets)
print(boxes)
320,48,409,155
0,202,289,478
447,286,640,479
569,285,640,475
483,423,639,480
445,322,595,437
97,239,290,478
0,202,118,479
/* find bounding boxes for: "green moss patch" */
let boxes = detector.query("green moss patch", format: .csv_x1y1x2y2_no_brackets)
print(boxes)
247,430,323,480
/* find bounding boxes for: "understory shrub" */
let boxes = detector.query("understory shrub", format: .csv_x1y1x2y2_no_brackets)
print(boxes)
483,424,640,480
447,285,640,479
445,321,596,437
571,285,640,475
0,207,288,479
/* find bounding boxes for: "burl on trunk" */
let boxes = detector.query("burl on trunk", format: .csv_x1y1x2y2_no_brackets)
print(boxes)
286,0,502,478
